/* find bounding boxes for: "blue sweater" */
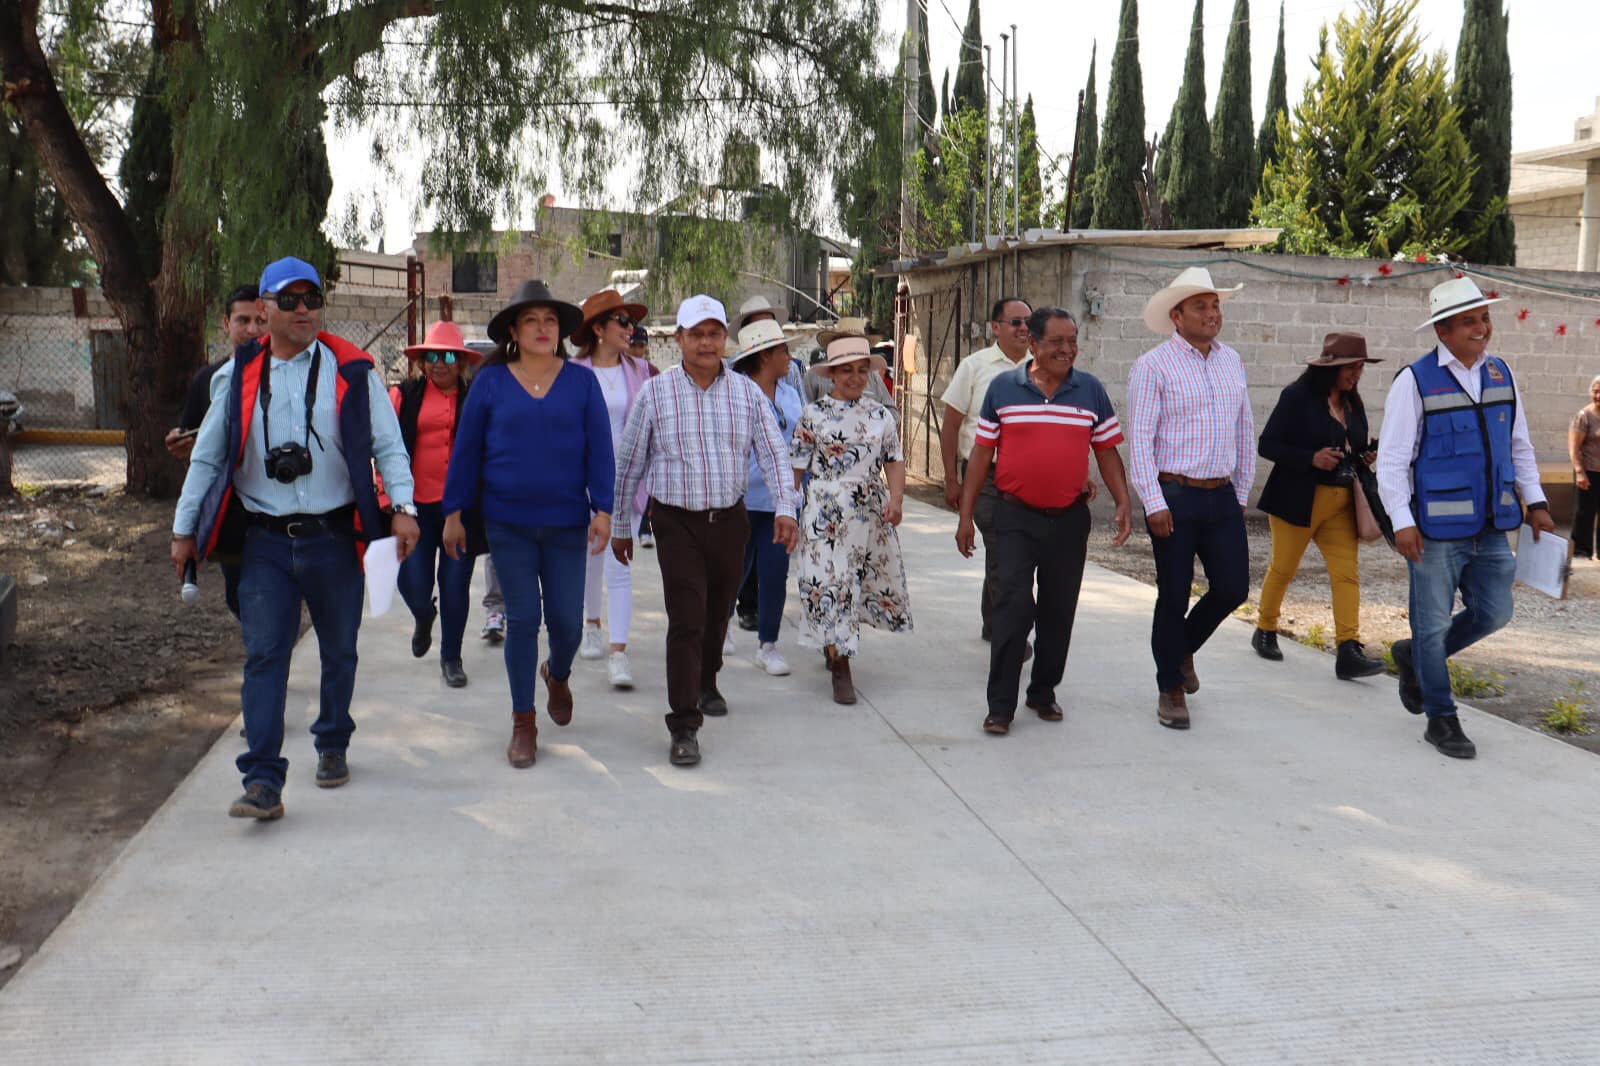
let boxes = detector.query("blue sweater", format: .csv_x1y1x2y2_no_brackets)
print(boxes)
442,361,615,528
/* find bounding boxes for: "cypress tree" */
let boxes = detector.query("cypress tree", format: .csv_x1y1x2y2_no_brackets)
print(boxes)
1019,95,1043,229
941,69,951,124
1161,0,1213,228
1454,0,1515,264
1211,0,1256,227
1091,0,1146,229
1069,43,1099,229
1154,110,1174,197
917,3,937,133
1256,2,1289,186
952,0,986,115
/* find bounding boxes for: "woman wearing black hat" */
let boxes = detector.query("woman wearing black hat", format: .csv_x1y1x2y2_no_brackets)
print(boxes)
1251,332,1385,679
442,281,615,768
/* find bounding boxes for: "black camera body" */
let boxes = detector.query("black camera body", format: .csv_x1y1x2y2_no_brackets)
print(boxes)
263,441,315,483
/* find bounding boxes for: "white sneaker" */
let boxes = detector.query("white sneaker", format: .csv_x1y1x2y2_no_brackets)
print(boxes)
480,610,505,643
722,632,736,655
756,642,791,676
638,530,655,548
607,651,634,689
579,624,605,660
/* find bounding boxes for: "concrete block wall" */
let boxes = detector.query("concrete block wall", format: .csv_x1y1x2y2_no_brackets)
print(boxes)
1513,194,1583,272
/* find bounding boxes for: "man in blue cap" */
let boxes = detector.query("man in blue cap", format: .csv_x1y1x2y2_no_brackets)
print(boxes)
171,257,420,820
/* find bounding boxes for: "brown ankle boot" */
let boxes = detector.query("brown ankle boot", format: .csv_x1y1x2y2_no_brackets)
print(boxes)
507,711,538,767
541,662,573,726
828,650,857,705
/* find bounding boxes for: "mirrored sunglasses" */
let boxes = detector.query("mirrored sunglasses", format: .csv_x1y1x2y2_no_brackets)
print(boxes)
422,351,459,365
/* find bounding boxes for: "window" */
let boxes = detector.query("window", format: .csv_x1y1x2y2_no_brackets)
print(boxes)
606,233,623,258
451,253,498,293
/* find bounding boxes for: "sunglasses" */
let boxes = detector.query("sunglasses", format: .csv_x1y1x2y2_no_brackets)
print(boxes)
606,314,634,330
274,290,325,311
422,351,459,365
996,316,1027,328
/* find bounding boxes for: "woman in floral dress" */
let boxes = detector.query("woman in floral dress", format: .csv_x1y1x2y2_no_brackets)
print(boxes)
790,332,912,704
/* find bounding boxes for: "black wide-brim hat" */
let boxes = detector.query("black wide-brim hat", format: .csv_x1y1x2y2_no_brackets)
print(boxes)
487,280,585,345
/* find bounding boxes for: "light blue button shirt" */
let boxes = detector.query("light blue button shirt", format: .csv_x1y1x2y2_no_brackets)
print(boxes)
173,340,414,535
744,380,803,513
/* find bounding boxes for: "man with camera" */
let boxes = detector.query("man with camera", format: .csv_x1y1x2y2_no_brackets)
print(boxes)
171,257,419,821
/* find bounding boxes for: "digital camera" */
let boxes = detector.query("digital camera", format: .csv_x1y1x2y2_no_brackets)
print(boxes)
263,441,314,483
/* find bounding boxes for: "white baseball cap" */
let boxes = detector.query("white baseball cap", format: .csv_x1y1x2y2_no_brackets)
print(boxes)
675,294,728,331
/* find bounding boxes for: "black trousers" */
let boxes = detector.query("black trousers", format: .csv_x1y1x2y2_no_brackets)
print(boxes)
1573,471,1600,558
986,496,1090,717
961,460,1002,637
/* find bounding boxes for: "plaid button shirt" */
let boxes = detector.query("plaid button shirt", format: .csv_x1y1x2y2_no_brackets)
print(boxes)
613,365,796,532
1126,332,1256,513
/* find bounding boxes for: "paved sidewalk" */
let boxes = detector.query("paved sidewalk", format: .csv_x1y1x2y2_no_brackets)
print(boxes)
3,500,1599,1064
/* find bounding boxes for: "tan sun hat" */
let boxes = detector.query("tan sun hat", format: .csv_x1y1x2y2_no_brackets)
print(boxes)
1141,267,1245,334
811,333,888,377
732,295,789,331
730,319,790,370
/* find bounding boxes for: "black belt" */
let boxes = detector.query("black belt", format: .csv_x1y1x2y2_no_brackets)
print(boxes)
246,506,355,538
650,498,746,524
998,491,1082,517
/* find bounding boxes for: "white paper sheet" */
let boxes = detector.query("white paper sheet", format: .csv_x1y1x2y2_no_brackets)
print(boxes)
364,536,401,617
1514,524,1570,600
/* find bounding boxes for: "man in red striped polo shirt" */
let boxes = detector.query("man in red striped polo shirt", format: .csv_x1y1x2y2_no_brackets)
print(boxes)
956,308,1132,736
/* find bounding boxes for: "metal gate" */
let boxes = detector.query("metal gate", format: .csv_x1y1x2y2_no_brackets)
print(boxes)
894,282,964,483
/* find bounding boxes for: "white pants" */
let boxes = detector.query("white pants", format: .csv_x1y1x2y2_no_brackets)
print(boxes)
584,510,641,645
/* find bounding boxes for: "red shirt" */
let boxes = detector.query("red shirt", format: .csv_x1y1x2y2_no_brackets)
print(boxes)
390,381,457,504
975,363,1123,509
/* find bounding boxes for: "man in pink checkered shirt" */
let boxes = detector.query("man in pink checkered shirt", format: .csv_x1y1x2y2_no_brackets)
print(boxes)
1126,267,1257,731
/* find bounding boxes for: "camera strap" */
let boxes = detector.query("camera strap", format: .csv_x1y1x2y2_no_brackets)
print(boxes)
258,342,325,454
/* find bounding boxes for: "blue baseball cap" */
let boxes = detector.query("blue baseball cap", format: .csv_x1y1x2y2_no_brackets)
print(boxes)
258,257,323,296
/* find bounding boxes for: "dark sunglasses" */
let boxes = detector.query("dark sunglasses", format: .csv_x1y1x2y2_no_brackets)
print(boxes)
606,314,634,330
422,351,459,365
274,290,325,311
997,316,1027,328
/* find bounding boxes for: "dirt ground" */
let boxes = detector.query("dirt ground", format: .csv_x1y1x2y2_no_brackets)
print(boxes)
0,484,1595,992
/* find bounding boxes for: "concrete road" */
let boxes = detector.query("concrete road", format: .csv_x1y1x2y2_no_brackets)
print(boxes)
2,500,1597,1064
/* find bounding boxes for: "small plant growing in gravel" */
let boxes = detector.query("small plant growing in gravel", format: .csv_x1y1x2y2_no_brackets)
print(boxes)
1381,640,1398,675
1233,601,1255,618
1541,680,1591,735
1300,623,1330,650
1448,661,1506,699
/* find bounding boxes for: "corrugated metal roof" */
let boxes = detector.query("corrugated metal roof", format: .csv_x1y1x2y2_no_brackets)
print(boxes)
877,227,1283,276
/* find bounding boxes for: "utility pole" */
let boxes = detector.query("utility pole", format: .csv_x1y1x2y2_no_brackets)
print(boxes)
899,0,919,262
983,44,993,238
999,32,1009,237
1011,23,1020,236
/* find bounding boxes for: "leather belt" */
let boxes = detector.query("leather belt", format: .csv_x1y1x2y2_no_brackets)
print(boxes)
246,506,355,538
1158,473,1231,490
651,499,746,524
998,490,1082,517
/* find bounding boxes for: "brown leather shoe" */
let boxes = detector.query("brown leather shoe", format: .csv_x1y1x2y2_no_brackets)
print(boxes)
1027,700,1064,721
982,715,1011,735
507,711,538,767
541,661,573,726
1157,688,1191,730
1181,655,1200,694
827,649,857,704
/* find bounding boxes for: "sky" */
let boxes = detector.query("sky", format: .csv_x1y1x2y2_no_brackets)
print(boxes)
333,0,1600,253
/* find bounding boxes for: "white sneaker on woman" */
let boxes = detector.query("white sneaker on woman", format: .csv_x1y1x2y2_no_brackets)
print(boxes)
579,624,605,660
607,651,634,689
756,642,791,676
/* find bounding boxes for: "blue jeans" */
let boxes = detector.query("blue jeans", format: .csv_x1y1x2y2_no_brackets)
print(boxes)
729,510,791,644
1407,528,1516,718
1147,482,1251,692
397,502,476,661
236,525,364,790
485,521,587,714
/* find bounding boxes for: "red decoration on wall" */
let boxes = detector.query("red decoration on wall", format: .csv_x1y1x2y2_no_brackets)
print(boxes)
1414,253,1429,263
1451,270,1465,279
1557,324,1569,336
1594,318,1600,328
1517,308,1531,321
1377,263,1393,276
1336,275,1350,286
1486,290,1500,299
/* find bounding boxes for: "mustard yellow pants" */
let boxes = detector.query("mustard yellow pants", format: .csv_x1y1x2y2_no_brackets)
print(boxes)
1257,483,1363,644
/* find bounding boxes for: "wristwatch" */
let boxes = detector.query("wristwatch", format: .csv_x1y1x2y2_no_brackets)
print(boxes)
391,503,419,517
1526,501,1549,513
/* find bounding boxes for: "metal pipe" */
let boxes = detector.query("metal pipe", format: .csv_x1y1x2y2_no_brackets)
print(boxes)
983,44,992,239
1011,24,1020,235
999,33,1009,238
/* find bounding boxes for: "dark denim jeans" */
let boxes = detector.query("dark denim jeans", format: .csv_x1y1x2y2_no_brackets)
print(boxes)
1407,528,1516,718
397,501,476,661
485,520,587,714
729,509,791,644
1147,482,1250,692
236,525,364,790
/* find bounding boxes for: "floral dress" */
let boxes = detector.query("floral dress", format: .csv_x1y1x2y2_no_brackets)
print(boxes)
790,395,913,656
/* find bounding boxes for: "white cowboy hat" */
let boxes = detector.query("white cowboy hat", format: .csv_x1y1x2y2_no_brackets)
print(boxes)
1141,266,1245,335
811,333,888,377
1416,276,1505,331
732,295,789,331
730,319,790,370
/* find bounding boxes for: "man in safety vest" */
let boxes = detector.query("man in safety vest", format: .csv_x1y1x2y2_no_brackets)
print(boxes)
171,257,420,819
1376,277,1554,759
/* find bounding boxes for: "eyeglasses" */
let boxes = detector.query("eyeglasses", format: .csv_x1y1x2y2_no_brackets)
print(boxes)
606,315,634,330
274,290,325,311
422,352,458,365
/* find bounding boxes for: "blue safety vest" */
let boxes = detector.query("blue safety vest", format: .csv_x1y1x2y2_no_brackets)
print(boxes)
1409,349,1522,540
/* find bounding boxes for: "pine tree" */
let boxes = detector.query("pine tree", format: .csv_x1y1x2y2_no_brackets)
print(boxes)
1254,0,1474,257
952,0,986,115
1019,95,1043,229
1068,43,1099,229
1091,0,1146,229
1210,0,1255,227
1161,0,1213,228
1453,0,1514,263
1256,2,1289,187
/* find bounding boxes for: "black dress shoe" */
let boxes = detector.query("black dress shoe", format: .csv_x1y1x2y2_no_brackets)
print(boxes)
669,731,701,766
736,609,759,632
1251,627,1283,661
698,688,729,717
1026,700,1064,721
441,659,468,688
411,606,435,659
1335,639,1385,680
1424,715,1476,759
1390,639,1424,714
315,751,350,788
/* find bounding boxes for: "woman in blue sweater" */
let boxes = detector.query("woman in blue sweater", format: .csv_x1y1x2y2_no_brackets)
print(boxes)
443,280,615,768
